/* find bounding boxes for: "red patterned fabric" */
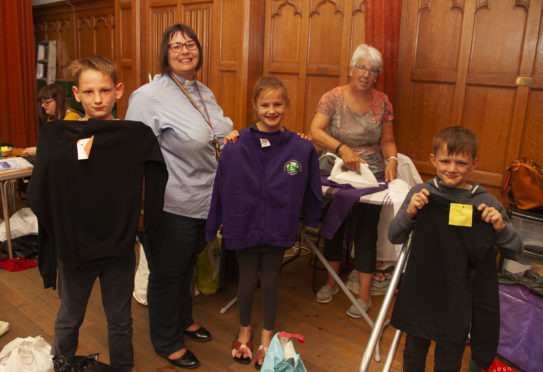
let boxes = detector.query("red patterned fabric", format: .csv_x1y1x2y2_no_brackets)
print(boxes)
484,359,519,372
0,257,38,272
365,0,402,106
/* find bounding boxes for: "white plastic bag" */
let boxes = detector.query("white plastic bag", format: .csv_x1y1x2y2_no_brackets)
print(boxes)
0,336,53,372
0,208,38,242
133,240,149,305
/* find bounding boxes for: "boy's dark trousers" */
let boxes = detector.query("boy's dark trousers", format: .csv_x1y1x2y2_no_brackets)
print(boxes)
403,333,465,372
54,250,136,372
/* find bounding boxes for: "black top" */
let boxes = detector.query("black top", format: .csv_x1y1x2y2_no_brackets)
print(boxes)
27,119,168,289
390,193,499,370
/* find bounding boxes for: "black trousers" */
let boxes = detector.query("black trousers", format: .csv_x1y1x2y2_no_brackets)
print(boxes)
403,334,465,372
144,211,206,357
55,251,135,372
324,202,382,273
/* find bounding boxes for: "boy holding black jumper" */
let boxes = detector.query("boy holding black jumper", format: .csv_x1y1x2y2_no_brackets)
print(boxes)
388,126,520,371
28,55,167,372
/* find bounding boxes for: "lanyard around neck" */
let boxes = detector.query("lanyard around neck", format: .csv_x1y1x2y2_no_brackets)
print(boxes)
168,73,213,130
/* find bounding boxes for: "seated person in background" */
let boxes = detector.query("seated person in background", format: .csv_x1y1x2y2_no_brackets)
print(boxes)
388,126,521,372
23,84,81,155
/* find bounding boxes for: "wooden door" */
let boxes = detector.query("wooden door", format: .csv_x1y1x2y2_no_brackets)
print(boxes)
395,0,543,198
262,0,367,134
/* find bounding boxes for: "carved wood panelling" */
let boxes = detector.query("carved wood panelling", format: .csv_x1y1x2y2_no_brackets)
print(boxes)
396,0,543,198
414,2,463,71
269,1,303,67
462,86,516,172
470,0,527,74
116,0,139,117
148,6,176,76
216,70,238,122
523,90,543,160
308,0,344,67
405,82,455,162
349,0,365,54
216,0,239,64
118,6,133,62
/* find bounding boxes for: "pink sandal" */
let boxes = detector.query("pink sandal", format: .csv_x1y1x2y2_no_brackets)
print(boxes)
253,345,268,370
232,336,253,365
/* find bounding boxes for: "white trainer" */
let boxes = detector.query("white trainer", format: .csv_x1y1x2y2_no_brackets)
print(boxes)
346,298,372,318
316,284,339,303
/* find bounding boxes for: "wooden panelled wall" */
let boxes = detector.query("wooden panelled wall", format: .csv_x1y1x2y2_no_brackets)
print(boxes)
34,0,369,132
395,0,543,197
34,0,543,200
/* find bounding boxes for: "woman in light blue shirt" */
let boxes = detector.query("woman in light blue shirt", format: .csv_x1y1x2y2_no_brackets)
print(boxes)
126,23,233,369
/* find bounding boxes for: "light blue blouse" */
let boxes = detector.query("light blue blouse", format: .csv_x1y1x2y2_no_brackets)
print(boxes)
126,73,234,219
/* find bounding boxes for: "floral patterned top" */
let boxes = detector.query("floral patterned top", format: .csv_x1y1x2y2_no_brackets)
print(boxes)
316,86,393,177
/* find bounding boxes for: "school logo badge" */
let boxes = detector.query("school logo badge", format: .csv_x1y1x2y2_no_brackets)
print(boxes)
283,160,302,175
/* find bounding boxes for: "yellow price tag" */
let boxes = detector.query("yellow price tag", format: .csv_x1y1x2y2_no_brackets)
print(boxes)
449,203,473,227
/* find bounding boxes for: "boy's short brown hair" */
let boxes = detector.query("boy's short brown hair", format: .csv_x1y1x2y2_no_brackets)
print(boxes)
253,76,288,103
69,54,118,86
432,126,478,158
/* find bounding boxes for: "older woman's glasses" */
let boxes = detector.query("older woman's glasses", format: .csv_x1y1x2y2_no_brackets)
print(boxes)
168,41,198,53
354,65,380,76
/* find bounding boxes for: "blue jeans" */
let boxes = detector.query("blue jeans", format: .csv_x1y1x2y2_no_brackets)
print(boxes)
144,211,206,357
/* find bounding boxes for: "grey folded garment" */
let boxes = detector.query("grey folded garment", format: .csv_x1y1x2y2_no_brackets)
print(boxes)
498,269,543,296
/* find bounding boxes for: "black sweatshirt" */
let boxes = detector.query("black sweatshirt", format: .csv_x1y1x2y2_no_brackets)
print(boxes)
27,119,168,289
390,190,507,370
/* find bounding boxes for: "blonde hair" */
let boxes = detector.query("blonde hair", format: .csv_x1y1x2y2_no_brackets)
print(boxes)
69,54,118,86
253,76,288,103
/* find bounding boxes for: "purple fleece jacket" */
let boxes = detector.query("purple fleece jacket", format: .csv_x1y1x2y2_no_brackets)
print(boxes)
206,127,322,250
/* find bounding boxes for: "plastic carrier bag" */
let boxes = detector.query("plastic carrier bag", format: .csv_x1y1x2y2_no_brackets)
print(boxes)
261,332,307,372
196,233,221,295
0,336,53,372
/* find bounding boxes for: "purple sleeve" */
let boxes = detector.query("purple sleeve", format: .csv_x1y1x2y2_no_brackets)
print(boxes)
301,145,323,227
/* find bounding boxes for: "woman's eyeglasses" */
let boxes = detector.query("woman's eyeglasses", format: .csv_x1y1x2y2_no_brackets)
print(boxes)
168,41,198,53
353,65,380,76
41,99,55,106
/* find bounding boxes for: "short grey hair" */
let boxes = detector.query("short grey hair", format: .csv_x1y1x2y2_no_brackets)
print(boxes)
349,44,383,74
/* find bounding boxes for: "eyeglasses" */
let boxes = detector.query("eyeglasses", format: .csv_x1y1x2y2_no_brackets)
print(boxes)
41,99,55,105
168,41,198,53
353,65,380,76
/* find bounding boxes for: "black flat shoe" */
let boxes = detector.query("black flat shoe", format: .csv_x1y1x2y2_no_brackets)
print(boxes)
183,326,212,343
167,349,200,369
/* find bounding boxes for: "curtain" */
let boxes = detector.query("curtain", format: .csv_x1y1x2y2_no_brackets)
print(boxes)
365,0,402,106
0,0,38,148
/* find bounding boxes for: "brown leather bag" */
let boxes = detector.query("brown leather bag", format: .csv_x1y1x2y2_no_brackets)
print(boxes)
502,158,543,210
